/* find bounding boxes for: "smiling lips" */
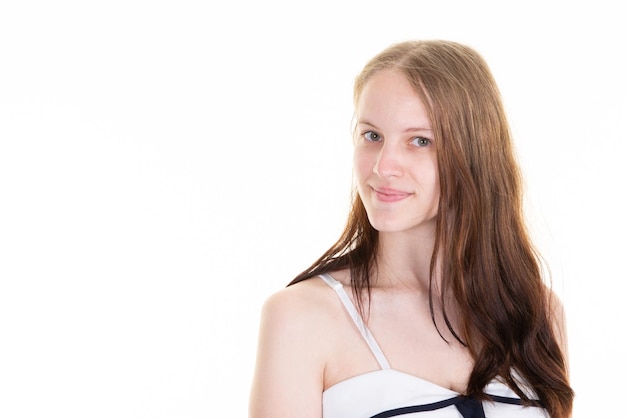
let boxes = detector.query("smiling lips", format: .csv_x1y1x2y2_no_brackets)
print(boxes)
372,187,412,202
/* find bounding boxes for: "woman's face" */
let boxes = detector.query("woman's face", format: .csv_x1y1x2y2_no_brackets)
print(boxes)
354,69,440,235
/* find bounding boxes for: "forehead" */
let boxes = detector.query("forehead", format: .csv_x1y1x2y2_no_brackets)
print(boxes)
357,69,431,127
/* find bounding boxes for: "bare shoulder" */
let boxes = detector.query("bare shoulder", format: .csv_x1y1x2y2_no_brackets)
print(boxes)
249,277,340,418
256,277,344,364
262,277,338,318
258,277,342,343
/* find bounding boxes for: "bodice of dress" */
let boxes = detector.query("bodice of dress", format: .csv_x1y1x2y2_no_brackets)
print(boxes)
319,273,547,418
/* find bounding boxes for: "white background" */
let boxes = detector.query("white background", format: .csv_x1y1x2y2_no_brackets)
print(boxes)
1,1,624,417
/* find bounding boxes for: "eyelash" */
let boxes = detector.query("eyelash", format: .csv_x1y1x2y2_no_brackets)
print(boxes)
411,137,431,147
363,131,382,142
362,131,431,147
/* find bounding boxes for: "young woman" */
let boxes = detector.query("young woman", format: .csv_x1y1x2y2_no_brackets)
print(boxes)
249,40,574,418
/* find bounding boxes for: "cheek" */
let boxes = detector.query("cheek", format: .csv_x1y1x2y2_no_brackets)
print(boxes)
429,162,440,189
430,163,441,200
413,156,440,195
352,147,372,183
422,155,439,184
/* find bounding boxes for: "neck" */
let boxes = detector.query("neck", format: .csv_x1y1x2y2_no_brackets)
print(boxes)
373,225,438,293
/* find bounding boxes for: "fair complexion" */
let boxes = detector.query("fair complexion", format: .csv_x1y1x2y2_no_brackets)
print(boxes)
353,68,440,292
354,70,439,237
346,68,474,389
248,69,569,417
250,69,471,418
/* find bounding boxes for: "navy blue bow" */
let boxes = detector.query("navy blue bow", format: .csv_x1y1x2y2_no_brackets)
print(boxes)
454,396,485,418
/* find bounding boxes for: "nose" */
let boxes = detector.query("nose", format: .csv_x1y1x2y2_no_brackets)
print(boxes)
373,142,402,178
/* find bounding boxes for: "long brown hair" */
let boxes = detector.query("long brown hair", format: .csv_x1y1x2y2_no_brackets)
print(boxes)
290,40,573,418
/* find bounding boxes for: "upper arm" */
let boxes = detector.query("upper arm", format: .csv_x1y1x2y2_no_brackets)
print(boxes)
249,284,328,418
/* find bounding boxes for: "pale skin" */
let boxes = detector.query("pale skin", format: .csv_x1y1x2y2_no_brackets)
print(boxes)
248,69,568,418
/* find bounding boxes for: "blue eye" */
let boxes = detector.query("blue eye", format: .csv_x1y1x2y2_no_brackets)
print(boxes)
364,131,381,142
411,137,431,147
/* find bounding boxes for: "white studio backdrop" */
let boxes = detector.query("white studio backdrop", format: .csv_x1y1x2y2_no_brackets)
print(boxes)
0,1,623,417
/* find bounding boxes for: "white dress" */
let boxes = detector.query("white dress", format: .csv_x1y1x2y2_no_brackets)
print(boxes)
319,274,549,418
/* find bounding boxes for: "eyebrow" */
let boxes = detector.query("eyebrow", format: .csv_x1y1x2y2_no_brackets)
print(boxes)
357,119,433,132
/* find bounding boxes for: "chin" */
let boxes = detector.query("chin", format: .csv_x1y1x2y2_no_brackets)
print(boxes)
368,218,409,233
368,215,437,235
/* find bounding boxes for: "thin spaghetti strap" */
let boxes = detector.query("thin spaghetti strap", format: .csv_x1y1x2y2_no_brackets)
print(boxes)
319,273,391,369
